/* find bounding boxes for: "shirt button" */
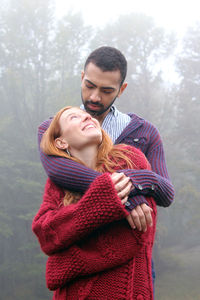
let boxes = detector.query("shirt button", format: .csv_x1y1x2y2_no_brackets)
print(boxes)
151,184,155,190
134,138,139,142
138,184,143,190
125,201,131,206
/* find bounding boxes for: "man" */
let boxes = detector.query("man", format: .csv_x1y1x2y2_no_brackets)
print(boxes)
38,46,174,295
38,46,174,230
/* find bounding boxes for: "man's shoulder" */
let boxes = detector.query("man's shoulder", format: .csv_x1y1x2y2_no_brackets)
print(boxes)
38,117,53,134
127,113,159,133
117,112,162,147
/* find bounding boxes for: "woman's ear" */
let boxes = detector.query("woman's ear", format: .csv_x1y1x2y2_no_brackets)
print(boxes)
54,137,68,150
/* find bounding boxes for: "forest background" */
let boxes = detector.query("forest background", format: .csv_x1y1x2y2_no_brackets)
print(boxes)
0,0,199,299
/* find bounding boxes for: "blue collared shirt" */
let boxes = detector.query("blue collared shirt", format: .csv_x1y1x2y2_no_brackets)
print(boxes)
101,106,131,143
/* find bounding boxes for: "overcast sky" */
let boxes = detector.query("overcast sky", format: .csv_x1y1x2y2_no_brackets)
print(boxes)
56,0,200,36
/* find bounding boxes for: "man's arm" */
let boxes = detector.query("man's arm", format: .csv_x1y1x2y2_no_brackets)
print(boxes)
121,144,174,208
38,119,100,192
39,119,174,206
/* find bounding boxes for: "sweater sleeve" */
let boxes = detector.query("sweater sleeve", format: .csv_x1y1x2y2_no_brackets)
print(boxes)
32,174,129,255
46,196,157,290
111,142,174,208
46,220,141,290
121,139,175,208
38,119,100,192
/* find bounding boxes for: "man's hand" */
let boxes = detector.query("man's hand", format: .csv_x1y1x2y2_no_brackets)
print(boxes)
110,172,133,203
126,203,153,232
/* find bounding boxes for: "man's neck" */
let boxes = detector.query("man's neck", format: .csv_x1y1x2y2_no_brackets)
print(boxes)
93,109,111,125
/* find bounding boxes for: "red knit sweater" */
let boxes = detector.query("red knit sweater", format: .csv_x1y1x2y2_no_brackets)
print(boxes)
32,145,157,300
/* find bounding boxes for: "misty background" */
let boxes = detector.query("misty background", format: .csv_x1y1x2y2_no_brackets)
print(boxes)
0,0,200,299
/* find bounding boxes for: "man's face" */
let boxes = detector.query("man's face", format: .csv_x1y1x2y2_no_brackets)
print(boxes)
81,62,127,123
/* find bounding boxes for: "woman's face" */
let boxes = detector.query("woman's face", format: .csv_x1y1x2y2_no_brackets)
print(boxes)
56,108,102,151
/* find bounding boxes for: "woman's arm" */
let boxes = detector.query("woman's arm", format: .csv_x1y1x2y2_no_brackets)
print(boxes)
46,197,156,290
46,219,142,290
38,119,100,192
32,174,129,255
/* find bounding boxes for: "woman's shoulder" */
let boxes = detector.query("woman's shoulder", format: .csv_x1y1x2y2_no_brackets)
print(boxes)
44,178,64,200
115,144,144,157
116,144,141,153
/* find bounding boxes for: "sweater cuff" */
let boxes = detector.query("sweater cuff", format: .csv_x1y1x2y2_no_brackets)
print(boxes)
124,195,149,212
122,169,157,196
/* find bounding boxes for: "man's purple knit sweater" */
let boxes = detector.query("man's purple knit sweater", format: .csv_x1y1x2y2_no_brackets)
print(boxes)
38,112,174,210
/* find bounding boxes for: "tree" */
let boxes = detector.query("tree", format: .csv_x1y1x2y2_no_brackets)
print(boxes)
52,11,92,110
0,0,55,136
171,23,200,243
0,2,95,298
0,1,55,298
175,22,200,161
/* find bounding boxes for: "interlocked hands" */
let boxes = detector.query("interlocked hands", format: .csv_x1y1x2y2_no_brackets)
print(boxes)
110,172,153,232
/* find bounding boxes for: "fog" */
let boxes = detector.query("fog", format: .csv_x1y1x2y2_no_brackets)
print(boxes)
0,0,199,299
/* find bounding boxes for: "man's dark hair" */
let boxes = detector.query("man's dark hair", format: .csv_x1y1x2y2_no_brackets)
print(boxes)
84,46,127,85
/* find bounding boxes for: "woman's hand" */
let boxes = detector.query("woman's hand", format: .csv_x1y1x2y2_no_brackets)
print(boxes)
126,203,153,232
110,172,133,203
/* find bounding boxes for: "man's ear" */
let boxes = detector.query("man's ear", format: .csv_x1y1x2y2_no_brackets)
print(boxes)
54,137,68,150
118,82,128,97
81,70,85,81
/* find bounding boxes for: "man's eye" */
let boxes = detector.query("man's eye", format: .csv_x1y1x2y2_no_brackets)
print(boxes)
103,90,112,94
86,84,93,89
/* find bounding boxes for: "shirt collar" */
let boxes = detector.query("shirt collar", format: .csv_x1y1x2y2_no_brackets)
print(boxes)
109,105,117,116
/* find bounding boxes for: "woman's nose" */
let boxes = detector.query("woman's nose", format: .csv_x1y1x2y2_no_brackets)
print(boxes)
82,113,92,121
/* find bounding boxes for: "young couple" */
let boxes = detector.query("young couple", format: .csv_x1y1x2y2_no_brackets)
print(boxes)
32,46,174,299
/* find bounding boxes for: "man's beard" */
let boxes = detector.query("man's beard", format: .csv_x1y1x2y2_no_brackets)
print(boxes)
81,94,118,117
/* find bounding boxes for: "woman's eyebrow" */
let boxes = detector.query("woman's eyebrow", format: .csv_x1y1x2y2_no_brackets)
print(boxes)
64,112,76,119
65,111,86,119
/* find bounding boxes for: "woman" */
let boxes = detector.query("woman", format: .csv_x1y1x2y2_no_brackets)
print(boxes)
32,106,156,299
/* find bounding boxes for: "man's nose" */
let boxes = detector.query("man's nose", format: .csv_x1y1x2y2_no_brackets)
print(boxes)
89,90,101,102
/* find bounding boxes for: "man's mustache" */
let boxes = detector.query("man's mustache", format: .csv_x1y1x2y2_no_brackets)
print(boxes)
85,101,104,108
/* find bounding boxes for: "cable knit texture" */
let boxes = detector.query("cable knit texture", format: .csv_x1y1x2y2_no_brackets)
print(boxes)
32,145,157,300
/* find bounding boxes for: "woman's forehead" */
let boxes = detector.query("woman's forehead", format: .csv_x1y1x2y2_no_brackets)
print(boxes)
61,107,84,118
